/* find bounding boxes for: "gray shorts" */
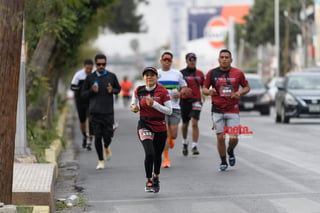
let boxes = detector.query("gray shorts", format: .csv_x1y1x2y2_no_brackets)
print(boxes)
165,109,181,126
211,113,240,134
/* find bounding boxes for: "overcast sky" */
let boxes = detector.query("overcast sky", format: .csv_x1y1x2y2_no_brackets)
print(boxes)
93,0,170,57
93,0,254,57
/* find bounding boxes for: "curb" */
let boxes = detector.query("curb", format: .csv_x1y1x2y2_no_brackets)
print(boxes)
32,206,50,213
42,105,69,212
45,105,68,178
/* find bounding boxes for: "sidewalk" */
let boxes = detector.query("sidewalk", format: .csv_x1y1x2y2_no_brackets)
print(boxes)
9,106,69,213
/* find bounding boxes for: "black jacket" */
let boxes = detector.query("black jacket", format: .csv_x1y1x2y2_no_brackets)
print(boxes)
81,70,121,114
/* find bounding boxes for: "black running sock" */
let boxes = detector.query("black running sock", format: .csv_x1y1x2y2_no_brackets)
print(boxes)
82,132,87,138
220,156,227,165
227,147,234,157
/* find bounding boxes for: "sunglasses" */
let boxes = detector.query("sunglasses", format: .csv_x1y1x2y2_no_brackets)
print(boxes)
162,58,172,62
188,57,196,61
96,63,106,66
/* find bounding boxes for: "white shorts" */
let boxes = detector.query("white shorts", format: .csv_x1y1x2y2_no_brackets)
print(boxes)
211,113,240,134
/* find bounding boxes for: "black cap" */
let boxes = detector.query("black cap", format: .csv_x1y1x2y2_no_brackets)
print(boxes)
142,67,158,76
186,53,197,61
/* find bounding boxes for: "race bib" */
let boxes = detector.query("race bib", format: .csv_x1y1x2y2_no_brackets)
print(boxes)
138,128,154,141
219,85,234,97
192,101,202,111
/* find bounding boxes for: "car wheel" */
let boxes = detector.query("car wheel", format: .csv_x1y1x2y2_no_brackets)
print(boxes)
260,108,270,116
281,105,290,123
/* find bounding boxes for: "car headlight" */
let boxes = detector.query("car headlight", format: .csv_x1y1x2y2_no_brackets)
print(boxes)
259,93,271,103
285,93,298,105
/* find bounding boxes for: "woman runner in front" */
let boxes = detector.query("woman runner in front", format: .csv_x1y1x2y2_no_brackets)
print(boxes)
130,67,172,192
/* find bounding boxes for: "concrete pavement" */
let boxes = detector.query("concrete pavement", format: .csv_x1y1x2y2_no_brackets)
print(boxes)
55,100,320,213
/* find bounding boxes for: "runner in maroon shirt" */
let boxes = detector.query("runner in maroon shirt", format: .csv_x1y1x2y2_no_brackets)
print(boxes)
203,49,250,172
180,53,205,156
131,67,172,193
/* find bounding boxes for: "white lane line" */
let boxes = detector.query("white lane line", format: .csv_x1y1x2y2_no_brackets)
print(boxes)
192,201,249,213
87,191,320,204
201,131,320,177
240,140,320,176
114,204,160,213
238,156,314,193
200,132,315,193
270,198,320,213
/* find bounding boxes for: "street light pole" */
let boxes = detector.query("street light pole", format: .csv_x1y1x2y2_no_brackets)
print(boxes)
301,0,308,68
315,0,320,66
283,0,308,68
275,0,280,76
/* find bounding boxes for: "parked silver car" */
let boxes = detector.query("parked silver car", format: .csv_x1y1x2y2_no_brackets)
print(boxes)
275,72,320,123
239,74,271,115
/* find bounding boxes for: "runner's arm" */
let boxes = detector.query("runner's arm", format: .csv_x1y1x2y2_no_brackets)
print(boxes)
152,100,172,115
130,94,139,113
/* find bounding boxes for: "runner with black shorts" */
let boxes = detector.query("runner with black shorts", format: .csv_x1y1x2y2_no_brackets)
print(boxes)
131,67,172,193
71,59,94,150
180,53,205,156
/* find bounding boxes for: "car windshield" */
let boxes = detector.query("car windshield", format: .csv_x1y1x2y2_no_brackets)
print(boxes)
247,78,265,89
287,75,320,89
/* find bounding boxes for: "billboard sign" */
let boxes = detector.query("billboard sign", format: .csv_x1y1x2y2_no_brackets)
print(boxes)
188,5,250,49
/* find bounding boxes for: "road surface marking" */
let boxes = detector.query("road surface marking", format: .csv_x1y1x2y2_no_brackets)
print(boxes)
114,204,160,213
192,201,248,213
270,198,320,213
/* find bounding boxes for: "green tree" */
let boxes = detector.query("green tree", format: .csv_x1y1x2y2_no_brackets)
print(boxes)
25,0,147,128
238,0,313,75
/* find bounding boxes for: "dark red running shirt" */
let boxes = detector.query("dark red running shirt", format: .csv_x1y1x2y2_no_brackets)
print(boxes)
204,67,249,113
134,84,170,132
180,68,205,101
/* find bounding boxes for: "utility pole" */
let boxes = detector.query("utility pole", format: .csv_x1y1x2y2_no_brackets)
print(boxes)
15,22,30,155
301,0,308,68
275,0,280,77
315,0,320,66
0,0,25,204
283,0,308,69
168,0,184,66
284,7,291,74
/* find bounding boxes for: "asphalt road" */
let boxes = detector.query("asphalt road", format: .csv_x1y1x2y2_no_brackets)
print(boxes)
69,98,320,213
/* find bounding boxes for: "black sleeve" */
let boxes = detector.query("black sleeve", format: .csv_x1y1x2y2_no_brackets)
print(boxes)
71,84,80,91
111,74,121,95
81,75,95,99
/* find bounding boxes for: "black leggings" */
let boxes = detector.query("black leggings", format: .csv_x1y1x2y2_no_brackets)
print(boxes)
138,128,167,179
90,113,114,160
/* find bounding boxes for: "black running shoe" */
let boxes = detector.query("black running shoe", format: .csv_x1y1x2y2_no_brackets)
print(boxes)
182,144,188,156
228,156,236,166
145,180,154,193
152,176,160,193
227,147,236,166
219,163,228,171
191,146,200,155
82,137,87,149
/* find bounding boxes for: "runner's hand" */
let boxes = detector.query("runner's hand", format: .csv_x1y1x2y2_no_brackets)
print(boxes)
208,88,217,96
106,83,112,93
231,91,241,99
146,94,154,106
92,84,98,92
130,104,139,113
